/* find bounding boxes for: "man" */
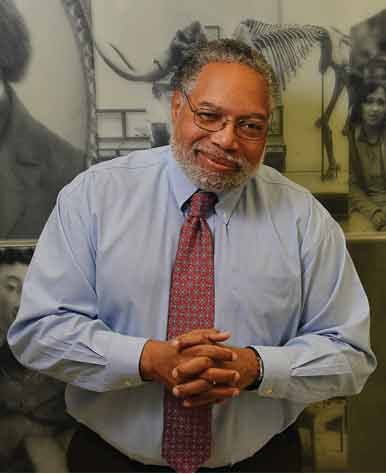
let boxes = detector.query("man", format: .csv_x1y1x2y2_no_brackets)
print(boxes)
0,248,30,347
0,0,86,239
8,39,376,472
0,247,75,472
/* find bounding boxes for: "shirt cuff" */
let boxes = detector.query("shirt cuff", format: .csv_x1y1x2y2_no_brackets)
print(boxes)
99,331,148,390
251,345,292,399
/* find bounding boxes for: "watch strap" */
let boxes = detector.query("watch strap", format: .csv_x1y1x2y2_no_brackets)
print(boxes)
245,346,264,391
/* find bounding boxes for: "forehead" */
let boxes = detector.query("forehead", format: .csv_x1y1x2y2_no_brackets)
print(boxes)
0,263,28,282
366,87,386,101
190,62,270,116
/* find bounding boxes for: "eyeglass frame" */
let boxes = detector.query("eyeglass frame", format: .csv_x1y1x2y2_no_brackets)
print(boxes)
181,89,270,142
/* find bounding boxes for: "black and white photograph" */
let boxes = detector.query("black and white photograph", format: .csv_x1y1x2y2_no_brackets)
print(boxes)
88,0,386,235
2,1,384,236
346,10,386,233
0,0,91,240
0,242,77,472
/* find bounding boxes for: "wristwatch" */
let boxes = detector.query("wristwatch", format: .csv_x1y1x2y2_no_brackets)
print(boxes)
245,346,264,391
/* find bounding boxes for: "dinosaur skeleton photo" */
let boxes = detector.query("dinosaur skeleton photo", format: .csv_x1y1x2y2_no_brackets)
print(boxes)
87,16,352,180
78,1,386,233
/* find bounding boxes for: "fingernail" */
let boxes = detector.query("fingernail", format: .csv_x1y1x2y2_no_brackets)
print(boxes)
233,389,240,397
172,387,180,397
232,352,238,361
233,372,240,383
171,339,179,347
172,368,178,378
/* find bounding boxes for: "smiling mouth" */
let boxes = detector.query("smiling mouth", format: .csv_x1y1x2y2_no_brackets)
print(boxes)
367,115,381,121
196,150,241,172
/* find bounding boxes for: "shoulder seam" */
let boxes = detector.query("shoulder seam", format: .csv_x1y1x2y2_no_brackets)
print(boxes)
256,172,311,197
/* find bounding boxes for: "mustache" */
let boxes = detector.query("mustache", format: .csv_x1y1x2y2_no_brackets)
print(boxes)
191,143,244,166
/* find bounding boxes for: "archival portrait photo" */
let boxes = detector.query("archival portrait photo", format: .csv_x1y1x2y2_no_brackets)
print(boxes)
346,9,386,234
0,241,77,472
0,0,90,241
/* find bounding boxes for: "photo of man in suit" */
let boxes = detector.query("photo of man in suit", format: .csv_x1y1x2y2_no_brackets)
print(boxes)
0,0,86,240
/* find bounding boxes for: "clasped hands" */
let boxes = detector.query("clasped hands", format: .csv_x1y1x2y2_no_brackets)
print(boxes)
140,329,260,408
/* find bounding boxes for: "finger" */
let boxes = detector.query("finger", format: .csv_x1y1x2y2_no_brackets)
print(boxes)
171,330,231,351
171,334,215,350
200,368,240,386
173,379,212,398
183,387,240,408
207,332,232,343
182,344,237,362
173,356,215,380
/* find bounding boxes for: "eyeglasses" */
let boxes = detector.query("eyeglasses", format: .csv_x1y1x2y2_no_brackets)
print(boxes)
182,90,269,142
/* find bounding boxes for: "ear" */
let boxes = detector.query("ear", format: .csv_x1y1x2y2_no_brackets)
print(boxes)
171,90,184,124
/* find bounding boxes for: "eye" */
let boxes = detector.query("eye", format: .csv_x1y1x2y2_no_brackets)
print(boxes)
4,282,18,293
196,110,222,124
238,120,266,131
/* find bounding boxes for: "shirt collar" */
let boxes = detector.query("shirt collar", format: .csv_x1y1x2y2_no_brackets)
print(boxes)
357,126,369,143
357,125,381,144
167,147,246,225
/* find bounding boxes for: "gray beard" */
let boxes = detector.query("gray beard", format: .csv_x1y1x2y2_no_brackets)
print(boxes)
170,134,261,193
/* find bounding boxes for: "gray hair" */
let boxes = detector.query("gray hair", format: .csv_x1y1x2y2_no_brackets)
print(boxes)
170,38,278,109
0,0,31,83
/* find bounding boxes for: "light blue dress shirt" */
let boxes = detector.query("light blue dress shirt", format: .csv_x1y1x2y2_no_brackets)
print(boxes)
8,146,376,467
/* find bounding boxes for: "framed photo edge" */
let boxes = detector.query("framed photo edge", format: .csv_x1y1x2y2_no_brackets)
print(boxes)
345,231,386,243
0,239,37,249
62,0,97,165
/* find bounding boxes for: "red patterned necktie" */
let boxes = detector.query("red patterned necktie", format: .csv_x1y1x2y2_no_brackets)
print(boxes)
162,191,217,473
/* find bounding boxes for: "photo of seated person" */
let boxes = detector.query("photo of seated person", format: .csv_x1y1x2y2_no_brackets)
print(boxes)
348,80,386,231
0,247,75,472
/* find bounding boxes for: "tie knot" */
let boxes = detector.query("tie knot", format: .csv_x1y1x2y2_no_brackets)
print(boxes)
189,191,217,218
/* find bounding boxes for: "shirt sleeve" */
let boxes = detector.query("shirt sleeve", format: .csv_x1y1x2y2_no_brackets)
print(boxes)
8,172,148,392
252,200,377,403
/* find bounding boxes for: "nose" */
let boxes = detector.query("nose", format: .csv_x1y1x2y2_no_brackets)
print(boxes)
369,102,382,113
11,291,21,315
209,121,240,151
